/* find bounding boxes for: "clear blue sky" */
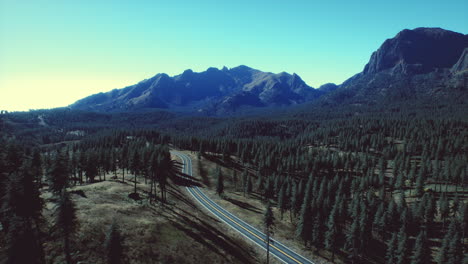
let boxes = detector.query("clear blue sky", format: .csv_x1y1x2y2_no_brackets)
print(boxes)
1,0,467,111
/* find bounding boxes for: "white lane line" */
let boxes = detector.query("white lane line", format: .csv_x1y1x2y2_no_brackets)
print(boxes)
172,151,314,264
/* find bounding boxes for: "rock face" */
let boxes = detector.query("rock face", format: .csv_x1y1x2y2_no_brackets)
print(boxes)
324,27,468,105
363,28,468,75
71,66,323,114
452,48,468,73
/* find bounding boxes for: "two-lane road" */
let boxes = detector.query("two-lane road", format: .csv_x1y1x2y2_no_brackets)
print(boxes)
172,151,315,264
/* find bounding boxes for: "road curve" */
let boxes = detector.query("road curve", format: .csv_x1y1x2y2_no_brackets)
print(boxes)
172,151,315,264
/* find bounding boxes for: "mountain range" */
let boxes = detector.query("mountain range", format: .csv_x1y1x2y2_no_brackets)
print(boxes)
71,27,468,115
71,65,325,115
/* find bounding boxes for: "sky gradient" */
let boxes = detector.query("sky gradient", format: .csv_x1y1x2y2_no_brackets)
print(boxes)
1,0,467,111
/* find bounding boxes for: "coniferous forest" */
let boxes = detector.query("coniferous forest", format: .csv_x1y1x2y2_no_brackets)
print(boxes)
0,104,466,263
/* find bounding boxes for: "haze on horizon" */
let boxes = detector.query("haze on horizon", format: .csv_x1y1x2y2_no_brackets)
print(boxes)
1,0,467,111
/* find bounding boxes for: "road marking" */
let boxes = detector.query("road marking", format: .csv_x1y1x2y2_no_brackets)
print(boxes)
190,187,303,264
186,159,312,262
173,152,310,264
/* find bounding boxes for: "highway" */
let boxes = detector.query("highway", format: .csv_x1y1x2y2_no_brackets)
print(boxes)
172,151,315,264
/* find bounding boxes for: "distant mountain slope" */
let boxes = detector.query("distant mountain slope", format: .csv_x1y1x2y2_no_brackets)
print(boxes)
322,27,468,105
71,66,324,115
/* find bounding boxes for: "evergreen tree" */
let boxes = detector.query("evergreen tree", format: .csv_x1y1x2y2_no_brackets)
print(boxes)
277,183,287,220
439,193,450,230
215,166,224,197
241,169,248,196
411,230,431,264
263,202,275,264
130,151,140,194
3,161,45,264
396,226,409,264
232,169,238,191
54,190,78,264
325,206,338,261
245,173,253,196
386,232,398,264
85,152,99,183
49,150,70,195
296,178,313,246
31,149,43,186
438,227,451,264
447,222,463,264
5,215,45,264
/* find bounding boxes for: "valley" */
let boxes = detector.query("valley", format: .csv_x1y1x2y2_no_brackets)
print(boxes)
0,26,467,264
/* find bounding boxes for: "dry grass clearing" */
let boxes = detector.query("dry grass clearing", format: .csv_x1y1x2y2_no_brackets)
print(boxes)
37,170,260,264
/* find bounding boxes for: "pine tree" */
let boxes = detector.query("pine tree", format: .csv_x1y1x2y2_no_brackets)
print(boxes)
447,222,463,264
105,221,124,264
131,151,140,194
438,224,451,264
54,190,78,264
439,193,449,230
31,149,43,186
232,169,238,191
311,212,324,252
386,232,398,264
277,183,287,220
263,202,275,264
296,178,313,246
215,166,224,197
49,150,70,195
5,216,45,264
411,230,431,264
325,206,338,261
395,226,409,264
85,152,99,183
3,161,45,264
241,169,248,196
245,173,253,196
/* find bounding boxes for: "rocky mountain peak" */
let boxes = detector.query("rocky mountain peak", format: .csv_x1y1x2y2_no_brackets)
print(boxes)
363,27,468,75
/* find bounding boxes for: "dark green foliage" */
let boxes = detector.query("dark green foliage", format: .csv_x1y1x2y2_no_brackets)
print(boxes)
277,183,287,219
2,156,45,264
54,191,78,264
411,230,431,264
386,232,398,264
296,177,313,246
131,151,140,194
325,206,338,261
48,150,70,194
5,215,45,264
263,202,275,264
2,96,468,264
245,173,253,196
439,220,464,264
215,166,224,196
396,226,409,264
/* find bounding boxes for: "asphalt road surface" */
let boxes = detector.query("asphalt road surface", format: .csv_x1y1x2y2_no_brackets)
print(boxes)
172,151,315,264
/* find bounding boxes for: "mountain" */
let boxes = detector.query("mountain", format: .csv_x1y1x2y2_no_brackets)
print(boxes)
322,27,468,105
71,66,323,115
72,27,467,116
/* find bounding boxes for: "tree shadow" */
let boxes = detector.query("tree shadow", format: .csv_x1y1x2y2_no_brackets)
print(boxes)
158,206,258,264
224,197,262,214
201,154,244,172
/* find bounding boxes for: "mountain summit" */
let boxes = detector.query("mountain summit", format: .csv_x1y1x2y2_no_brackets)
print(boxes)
363,27,468,75
323,27,468,105
71,66,323,114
